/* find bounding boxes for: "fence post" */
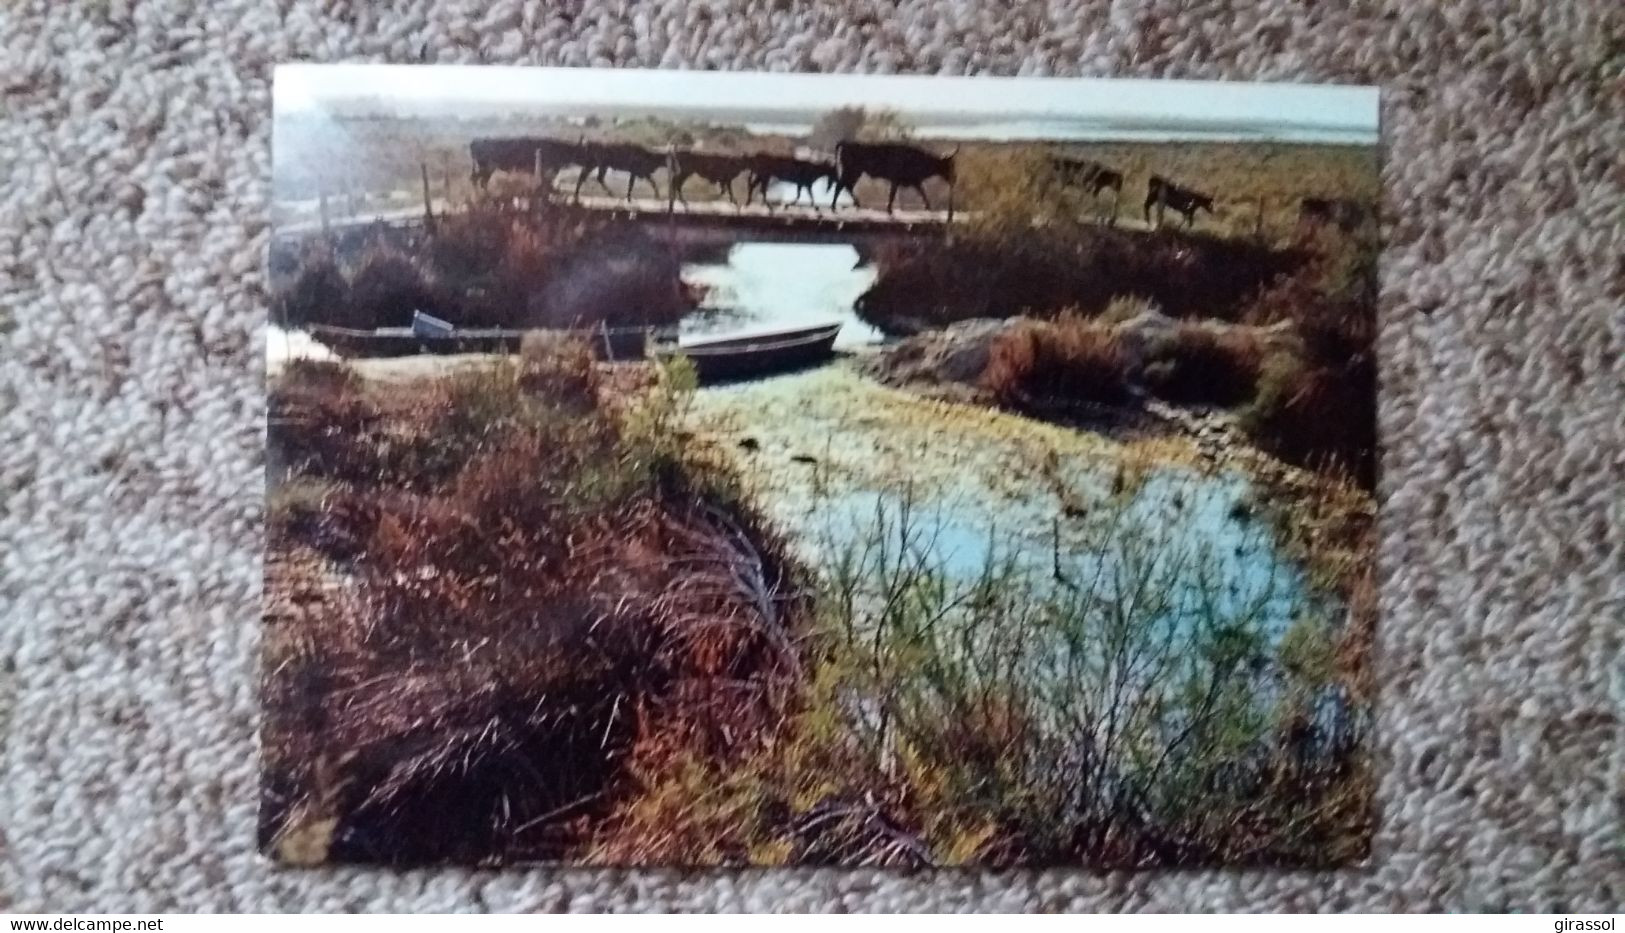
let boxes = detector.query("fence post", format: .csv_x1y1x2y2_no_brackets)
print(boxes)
666,146,677,217
421,162,434,231
533,147,544,214
665,146,678,265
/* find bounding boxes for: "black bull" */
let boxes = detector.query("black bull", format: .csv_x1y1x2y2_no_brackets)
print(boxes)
573,143,668,201
469,137,589,190
469,138,669,201
670,152,750,206
831,142,957,216
1144,175,1215,228
1051,157,1124,197
744,155,838,210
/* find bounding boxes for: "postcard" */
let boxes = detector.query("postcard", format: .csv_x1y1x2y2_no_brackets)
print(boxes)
263,65,1380,867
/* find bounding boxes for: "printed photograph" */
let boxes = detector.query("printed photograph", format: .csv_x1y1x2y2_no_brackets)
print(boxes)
262,66,1381,868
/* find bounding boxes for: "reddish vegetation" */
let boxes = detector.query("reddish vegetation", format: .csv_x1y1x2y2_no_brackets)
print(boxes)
1239,267,1379,490
982,315,1134,407
262,348,804,864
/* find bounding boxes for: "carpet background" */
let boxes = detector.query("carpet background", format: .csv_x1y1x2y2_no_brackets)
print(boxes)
1,0,1620,912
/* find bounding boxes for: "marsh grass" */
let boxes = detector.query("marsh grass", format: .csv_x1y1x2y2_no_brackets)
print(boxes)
587,484,1372,868
1237,265,1379,489
263,342,1372,869
262,340,803,864
982,315,1134,407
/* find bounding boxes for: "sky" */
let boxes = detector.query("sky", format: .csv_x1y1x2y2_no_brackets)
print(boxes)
274,65,1379,145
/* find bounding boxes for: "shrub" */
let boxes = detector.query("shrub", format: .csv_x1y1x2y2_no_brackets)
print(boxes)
1297,302,1374,370
531,226,691,329
1234,262,1377,488
428,208,512,289
982,315,1133,406
344,247,443,330
518,332,602,411
1242,349,1376,490
1239,269,1323,329
262,351,805,865
1142,324,1265,407
1314,231,1379,306
272,204,692,332
587,491,1372,867
277,255,348,328
494,221,556,306
855,226,1306,333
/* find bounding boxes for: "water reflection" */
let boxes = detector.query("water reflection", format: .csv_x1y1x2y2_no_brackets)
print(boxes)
681,243,882,349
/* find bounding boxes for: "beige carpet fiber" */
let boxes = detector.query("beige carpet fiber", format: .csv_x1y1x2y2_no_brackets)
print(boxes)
2,0,1621,912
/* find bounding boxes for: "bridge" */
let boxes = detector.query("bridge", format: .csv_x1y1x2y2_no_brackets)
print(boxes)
270,193,993,248
269,193,1160,282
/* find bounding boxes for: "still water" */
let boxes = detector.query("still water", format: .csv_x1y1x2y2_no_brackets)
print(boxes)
689,365,1334,654
680,243,882,350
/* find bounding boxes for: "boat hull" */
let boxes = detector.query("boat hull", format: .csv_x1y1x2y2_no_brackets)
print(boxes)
659,323,842,382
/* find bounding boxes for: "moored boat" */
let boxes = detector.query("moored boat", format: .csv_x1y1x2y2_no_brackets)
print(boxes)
307,324,524,358
657,321,843,382
304,322,651,360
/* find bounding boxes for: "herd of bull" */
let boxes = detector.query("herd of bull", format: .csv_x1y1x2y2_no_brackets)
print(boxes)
469,136,1367,232
470,137,958,214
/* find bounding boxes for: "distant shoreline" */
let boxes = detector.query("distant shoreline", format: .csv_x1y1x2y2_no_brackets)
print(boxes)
276,111,1378,147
